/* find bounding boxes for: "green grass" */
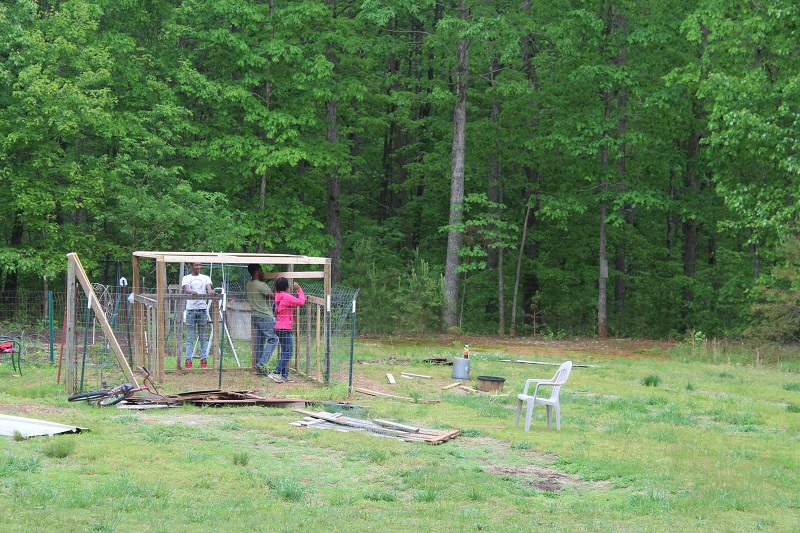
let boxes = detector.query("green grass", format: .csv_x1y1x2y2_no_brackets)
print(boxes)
1,338,799,532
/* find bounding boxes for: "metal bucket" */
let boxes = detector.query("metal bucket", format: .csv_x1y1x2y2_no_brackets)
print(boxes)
451,357,471,380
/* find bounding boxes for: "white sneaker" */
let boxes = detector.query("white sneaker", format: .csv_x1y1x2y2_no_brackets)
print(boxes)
268,373,285,383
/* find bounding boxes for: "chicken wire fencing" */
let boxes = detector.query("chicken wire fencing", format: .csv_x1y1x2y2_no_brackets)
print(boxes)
0,279,359,392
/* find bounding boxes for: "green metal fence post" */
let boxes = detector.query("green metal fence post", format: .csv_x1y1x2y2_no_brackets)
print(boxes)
349,299,356,393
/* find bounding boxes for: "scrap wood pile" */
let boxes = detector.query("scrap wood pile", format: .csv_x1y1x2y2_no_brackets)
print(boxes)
291,409,461,444
121,390,306,408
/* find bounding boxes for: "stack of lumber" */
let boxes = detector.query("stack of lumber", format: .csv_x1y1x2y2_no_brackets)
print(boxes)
291,409,461,445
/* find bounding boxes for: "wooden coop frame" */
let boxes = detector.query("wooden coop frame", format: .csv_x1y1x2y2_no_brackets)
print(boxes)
130,251,331,384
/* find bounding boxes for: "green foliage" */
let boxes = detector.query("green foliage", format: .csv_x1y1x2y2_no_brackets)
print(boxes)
0,0,798,339
345,238,442,334
747,237,800,342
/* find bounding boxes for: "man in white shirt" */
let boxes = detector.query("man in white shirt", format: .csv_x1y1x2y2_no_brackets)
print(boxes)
182,262,214,369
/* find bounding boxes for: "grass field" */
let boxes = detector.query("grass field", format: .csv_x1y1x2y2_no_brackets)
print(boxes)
1,336,798,532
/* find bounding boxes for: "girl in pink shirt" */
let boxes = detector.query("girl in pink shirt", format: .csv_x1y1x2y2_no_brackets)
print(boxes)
272,277,305,382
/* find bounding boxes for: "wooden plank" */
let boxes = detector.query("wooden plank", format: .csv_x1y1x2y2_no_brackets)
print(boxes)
354,388,412,400
386,373,396,384
500,359,595,368
292,409,372,430
64,258,76,394
315,305,321,382
133,252,330,266
260,271,326,280
441,382,461,390
401,372,432,379
373,419,420,433
305,300,311,375
156,256,167,382
353,388,440,404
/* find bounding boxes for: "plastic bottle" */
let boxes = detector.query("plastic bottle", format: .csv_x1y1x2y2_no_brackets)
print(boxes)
463,343,469,359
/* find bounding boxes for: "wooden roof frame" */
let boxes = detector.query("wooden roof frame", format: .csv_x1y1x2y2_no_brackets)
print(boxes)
131,251,332,383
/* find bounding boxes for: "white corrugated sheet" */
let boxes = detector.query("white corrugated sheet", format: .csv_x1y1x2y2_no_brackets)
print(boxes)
0,414,86,438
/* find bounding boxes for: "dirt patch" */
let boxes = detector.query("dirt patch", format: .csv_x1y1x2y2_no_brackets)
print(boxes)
459,436,611,493
1,404,74,418
485,464,610,492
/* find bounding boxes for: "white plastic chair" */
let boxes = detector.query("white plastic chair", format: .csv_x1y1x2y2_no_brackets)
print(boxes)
515,361,573,431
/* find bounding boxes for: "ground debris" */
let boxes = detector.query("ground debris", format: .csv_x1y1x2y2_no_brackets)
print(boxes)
120,390,306,408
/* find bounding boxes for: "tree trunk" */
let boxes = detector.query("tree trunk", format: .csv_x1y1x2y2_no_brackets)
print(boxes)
488,58,504,333
511,202,532,336
520,0,542,333
326,97,342,284
598,201,609,338
256,169,267,254
682,123,702,309
257,3,274,254
443,0,469,329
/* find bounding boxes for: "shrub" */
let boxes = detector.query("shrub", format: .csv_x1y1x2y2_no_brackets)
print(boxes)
642,374,661,387
232,452,250,466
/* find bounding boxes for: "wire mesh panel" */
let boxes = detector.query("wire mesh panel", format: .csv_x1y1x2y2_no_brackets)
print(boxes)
1,278,358,390
67,287,132,394
276,282,358,384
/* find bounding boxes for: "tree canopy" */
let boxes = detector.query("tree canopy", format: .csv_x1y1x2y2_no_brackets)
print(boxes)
2,0,799,339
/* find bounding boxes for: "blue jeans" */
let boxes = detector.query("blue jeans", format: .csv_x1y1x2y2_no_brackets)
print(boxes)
253,317,278,369
185,309,209,362
275,330,294,378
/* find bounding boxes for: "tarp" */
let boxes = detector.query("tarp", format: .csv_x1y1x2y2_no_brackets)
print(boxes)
0,414,86,438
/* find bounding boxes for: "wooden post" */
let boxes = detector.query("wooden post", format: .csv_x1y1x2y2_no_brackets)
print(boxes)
305,302,311,375
294,305,299,371
156,256,167,382
324,261,331,383
146,305,153,367
132,255,145,369
177,262,185,369
212,301,220,367
315,304,321,382
65,258,77,394
251,321,257,369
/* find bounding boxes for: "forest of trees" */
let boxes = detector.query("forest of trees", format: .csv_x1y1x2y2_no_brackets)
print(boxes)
1,0,799,339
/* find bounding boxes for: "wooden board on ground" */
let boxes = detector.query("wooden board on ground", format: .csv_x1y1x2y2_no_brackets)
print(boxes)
354,387,440,404
500,359,596,368
400,372,432,379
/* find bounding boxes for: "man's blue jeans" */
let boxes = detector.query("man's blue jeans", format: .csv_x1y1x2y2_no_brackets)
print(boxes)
253,317,278,369
185,309,209,362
